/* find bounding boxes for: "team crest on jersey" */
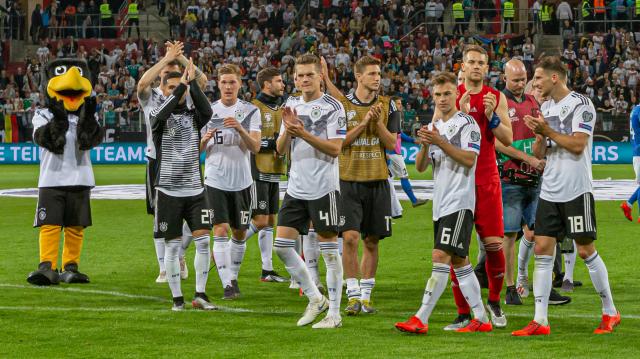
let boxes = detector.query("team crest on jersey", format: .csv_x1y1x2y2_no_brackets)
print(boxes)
470,131,480,142
38,208,46,221
235,109,244,121
446,125,457,137
310,106,322,120
264,112,272,123
339,216,346,227
169,128,176,137
347,110,356,120
259,201,267,210
508,107,516,119
560,106,570,118
159,222,168,232
582,112,593,122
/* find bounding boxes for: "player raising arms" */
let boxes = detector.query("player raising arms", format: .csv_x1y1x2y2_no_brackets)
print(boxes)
243,67,288,283
513,57,620,336
149,59,215,311
321,55,400,315
201,64,261,300
447,45,513,330
274,54,347,329
395,72,491,334
138,41,209,283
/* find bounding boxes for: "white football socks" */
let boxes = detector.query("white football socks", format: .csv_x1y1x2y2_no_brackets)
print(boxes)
154,237,165,272
165,239,182,298
563,242,577,283
193,234,210,293
274,237,321,301
258,227,274,271
303,229,320,285
229,237,247,281
244,222,258,240
320,241,343,317
346,278,361,300
585,251,617,316
360,278,375,302
213,236,231,288
454,264,488,323
180,222,193,258
416,263,449,323
533,254,554,326
518,236,535,282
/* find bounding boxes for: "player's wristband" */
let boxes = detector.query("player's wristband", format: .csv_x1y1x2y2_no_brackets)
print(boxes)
488,113,501,130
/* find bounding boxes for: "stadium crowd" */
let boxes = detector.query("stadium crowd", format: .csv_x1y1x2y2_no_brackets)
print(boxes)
1,0,639,142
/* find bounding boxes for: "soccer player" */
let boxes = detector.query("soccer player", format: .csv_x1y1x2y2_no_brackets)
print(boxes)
138,41,208,282
242,67,288,283
621,103,640,221
203,64,261,299
274,54,346,329
447,44,513,330
395,72,491,334
149,59,216,311
388,98,428,208
512,56,620,336
321,55,400,315
494,59,545,305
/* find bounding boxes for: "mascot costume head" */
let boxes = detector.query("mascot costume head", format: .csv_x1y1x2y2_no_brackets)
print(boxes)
27,58,103,285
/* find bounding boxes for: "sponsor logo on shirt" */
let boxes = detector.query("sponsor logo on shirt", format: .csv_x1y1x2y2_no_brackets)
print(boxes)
468,143,481,150
159,222,168,232
38,208,46,221
347,110,356,120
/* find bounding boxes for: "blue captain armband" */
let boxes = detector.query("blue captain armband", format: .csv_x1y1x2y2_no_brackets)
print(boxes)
488,113,501,130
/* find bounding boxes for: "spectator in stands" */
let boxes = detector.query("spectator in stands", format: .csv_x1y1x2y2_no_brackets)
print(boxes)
30,4,42,44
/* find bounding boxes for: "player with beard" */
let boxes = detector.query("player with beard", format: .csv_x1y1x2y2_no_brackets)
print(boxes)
243,67,289,283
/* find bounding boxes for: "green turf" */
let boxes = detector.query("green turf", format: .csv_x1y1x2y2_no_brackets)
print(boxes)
0,164,638,357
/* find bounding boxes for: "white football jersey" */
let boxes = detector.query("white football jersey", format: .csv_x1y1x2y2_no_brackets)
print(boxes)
33,109,96,188
203,99,262,191
139,87,165,159
539,92,596,202
281,94,347,200
428,111,481,220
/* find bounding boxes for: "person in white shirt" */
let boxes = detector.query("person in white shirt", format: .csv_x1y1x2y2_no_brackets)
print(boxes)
202,63,261,300
394,72,490,335
275,54,347,329
513,56,619,336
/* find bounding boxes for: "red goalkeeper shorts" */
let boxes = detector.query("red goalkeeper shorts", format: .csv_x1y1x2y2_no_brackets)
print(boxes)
474,181,504,239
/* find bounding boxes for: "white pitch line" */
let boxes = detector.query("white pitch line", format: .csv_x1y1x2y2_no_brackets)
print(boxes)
4,283,638,319
0,283,169,302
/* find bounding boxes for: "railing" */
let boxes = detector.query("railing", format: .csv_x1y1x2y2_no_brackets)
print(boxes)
31,13,154,41
0,13,26,41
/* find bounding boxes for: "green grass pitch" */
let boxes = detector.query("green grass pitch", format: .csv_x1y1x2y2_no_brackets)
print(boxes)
0,164,638,358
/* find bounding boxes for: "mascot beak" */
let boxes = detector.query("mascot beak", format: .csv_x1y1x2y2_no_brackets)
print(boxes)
47,67,92,112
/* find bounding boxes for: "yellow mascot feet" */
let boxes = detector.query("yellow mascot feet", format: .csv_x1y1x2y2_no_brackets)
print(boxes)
27,225,62,285
27,225,90,285
59,226,90,283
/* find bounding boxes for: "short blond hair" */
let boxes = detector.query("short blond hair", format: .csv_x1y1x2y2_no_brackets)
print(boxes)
218,63,241,79
463,45,488,62
294,53,321,72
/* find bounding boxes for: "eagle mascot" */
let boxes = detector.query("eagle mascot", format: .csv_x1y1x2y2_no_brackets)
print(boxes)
27,58,103,285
